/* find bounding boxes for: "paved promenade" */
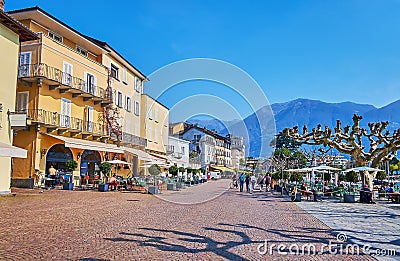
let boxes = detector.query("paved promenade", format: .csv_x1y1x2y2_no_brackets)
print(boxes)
296,198,400,261
0,180,372,260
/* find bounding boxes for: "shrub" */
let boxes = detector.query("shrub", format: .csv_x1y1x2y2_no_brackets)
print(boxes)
169,166,178,176
149,164,161,176
65,159,78,172
99,162,112,176
290,172,303,183
345,171,359,183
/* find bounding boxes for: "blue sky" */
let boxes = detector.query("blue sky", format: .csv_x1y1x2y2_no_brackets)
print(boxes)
7,1,400,120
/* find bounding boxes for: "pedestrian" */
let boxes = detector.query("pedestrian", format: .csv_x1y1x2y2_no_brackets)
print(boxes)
239,173,245,192
257,174,264,190
250,173,257,192
245,174,251,193
265,174,271,192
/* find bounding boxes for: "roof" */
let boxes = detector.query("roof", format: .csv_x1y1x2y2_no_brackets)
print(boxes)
7,6,146,79
181,123,231,142
0,9,38,41
84,35,147,80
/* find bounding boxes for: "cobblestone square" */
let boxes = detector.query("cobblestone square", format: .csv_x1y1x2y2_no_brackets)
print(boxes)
0,180,376,260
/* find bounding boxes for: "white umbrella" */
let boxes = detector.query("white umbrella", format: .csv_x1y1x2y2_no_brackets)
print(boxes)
106,160,131,175
106,159,132,165
312,165,341,171
344,166,382,172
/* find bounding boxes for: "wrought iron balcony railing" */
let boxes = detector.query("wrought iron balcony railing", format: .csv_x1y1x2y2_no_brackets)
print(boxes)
18,63,112,104
26,109,107,136
121,132,147,147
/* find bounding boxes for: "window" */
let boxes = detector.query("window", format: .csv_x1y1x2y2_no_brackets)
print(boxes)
76,46,88,57
126,97,132,112
154,108,159,122
62,61,73,86
148,126,152,141
154,128,158,143
116,91,123,108
134,101,140,116
85,73,96,94
122,67,127,83
16,92,29,112
135,77,141,92
147,104,152,120
181,146,185,154
60,98,71,128
87,106,93,132
48,31,63,43
18,52,32,77
110,64,119,80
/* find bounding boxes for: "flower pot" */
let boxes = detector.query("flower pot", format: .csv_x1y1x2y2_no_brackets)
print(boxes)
98,184,109,192
167,183,176,190
62,182,74,190
344,194,356,203
148,185,158,194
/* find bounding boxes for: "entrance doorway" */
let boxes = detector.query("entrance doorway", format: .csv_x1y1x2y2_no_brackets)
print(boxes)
80,150,101,182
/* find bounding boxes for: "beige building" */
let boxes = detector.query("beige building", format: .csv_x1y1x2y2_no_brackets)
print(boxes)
140,94,169,172
0,5,38,193
231,135,245,170
8,6,150,187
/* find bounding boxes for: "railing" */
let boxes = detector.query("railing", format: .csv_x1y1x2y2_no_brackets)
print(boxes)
18,63,108,101
122,132,147,147
27,109,108,136
165,145,174,154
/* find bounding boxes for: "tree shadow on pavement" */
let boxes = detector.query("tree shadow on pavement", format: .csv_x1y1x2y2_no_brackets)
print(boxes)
103,222,344,260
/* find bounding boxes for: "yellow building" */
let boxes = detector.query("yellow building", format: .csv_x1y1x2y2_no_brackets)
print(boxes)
0,5,38,193
140,94,169,173
9,7,148,186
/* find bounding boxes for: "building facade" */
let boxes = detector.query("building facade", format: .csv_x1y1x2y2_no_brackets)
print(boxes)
8,7,150,186
231,135,245,170
0,5,38,193
167,136,190,168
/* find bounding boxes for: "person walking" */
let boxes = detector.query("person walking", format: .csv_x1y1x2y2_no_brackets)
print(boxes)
245,174,251,193
250,173,257,192
239,173,245,192
265,174,272,192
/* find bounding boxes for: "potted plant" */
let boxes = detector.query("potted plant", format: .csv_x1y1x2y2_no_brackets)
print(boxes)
167,166,178,190
63,159,77,190
98,161,112,192
148,164,161,194
177,167,186,188
344,171,358,203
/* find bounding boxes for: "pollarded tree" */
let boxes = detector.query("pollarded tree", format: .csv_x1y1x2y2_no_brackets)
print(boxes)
283,114,400,189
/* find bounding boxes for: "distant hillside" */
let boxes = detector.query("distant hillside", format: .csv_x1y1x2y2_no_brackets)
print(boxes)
187,98,400,157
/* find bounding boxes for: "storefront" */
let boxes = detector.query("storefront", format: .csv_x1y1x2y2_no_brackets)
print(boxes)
45,144,73,174
80,150,101,181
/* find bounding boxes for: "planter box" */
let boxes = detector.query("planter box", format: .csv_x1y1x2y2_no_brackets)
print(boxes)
148,186,158,194
167,183,176,190
98,184,109,192
344,194,356,203
62,183,74,190
176,182,183,189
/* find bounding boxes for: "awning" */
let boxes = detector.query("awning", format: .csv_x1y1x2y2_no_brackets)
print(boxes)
122,146,156,161
0,141,27,158
211,166,235,172
45,133,124,153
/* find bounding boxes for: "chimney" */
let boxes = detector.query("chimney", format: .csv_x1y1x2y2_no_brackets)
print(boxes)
0,0,4,12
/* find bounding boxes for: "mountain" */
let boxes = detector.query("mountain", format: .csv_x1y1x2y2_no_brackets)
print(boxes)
187,98,400,157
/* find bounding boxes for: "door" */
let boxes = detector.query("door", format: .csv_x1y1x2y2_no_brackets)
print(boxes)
62,61,73,86
18,52,31,77
85,72,96,95
60,98,71,128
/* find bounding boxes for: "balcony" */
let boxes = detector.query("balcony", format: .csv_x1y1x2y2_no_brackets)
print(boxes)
26,109,108,137
121,132,147,148
165,145,174,155
18,63,113,106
